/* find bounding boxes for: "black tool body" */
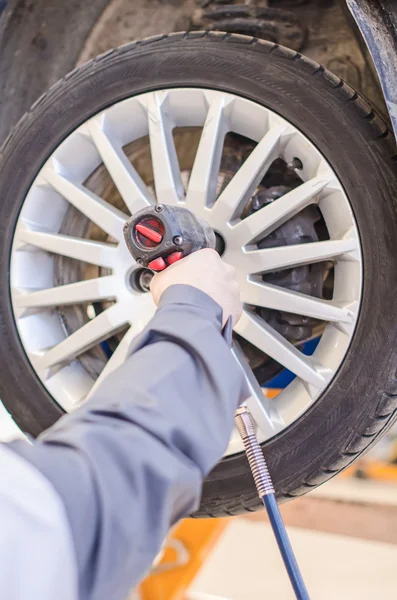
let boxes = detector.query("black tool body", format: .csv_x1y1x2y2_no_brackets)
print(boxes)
123,205,216,271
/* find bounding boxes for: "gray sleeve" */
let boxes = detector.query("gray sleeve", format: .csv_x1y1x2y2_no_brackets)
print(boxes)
9,284,249,600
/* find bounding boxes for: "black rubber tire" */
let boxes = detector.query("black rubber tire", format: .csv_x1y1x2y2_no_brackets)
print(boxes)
2,33,397,516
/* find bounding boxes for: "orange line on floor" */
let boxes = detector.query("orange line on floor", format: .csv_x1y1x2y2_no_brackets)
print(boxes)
342,461,397,482
139,518,229,600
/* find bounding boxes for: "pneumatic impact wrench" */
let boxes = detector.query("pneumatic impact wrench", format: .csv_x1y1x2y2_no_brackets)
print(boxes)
123,205,310,600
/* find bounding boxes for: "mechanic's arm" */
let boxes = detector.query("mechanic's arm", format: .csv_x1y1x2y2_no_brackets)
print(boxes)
3,250,248,600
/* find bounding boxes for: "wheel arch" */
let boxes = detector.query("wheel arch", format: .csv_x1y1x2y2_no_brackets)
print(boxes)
348,0,397,143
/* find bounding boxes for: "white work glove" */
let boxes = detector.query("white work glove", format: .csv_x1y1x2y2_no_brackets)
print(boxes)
150,248,242,326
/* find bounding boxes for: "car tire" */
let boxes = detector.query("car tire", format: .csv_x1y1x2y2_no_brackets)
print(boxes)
2,33,397,516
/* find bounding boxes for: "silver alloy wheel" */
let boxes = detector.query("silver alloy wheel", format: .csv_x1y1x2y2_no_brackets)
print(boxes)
10,88,362,455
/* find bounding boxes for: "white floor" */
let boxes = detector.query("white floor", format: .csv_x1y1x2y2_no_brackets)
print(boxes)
190,518,397,600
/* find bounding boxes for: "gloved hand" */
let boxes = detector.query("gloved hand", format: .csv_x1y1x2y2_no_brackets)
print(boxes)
150,248,242,326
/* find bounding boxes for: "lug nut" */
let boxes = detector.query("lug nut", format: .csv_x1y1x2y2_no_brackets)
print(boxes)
136,257,143,265
155,204,164,213
287,157,303,171
173,235,183,245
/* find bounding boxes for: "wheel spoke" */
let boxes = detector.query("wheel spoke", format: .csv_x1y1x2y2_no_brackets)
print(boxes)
14,276,117,309
232,341,284,438
272,377,312,423
87,326,137,397
88,117,155,215
37,303,127,372
235,309,330,388
185,95,232,215
42,167,127,240
147,92,184,205
246,235,358,274
210,125,284,226
16,229,117,268
231,175,334,245
242,280,355,324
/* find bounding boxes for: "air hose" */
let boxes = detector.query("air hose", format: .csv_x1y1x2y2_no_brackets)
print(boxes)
235,406,310,600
